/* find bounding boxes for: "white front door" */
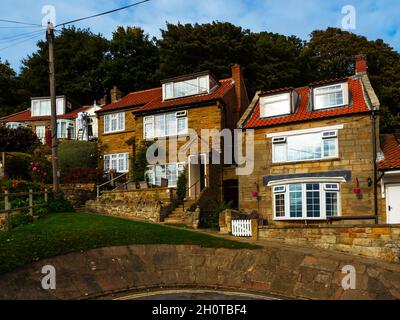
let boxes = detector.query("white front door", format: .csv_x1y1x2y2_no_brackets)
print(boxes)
387,185,400,224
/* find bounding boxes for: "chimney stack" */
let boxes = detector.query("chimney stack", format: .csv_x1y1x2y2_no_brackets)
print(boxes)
110,86,122,103
355,54,367,75
231,64,249,115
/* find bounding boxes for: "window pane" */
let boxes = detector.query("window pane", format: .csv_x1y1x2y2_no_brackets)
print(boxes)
275,194,285,217
177,117,187,134
306,184,321,218
326,192,338,217
105,115,110,132
315,85,344,109
111,115,117,131
167,164,177,187
273,144,286,162
261,93,291,118
166,113,176,136
289,184,303,218
155,115,165,137
118,113,125,131
323,139,336,158
287,133,321,161
174,79,198,98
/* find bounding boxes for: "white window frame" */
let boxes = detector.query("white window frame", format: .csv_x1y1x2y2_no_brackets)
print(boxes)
272,130,339,163
103,153,129,173
313,82,349,110
31,98,65,117
143,111,188,139
260,92,291,118
146,162,185,188
57,120,75,139
273,182,341,221
6,122,26,129
35,126,46,144
104,112,125,134
163,75,210,100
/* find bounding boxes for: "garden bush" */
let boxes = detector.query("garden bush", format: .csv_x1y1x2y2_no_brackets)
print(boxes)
63,167,101,184
47,194,75,213
4,153,51,182
59,141,98,180
10,212,33,229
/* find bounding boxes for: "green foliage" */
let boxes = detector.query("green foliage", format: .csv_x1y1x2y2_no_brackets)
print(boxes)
10,212,33,229
4,153,50,182
0,59,22,117
177,168,187,201
19,27,109,106
209,201,233,229
101,26,160,95
63,167,101,184
47,195,75,213
58,140,98,179
0,127,40,153
133,141,153,182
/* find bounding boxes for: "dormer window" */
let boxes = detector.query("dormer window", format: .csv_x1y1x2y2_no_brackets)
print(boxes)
162,74,216,100
260,92,294,118
31,97,65,117
313,82,349,110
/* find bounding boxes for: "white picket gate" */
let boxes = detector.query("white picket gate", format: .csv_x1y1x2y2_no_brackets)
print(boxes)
231,220,252,237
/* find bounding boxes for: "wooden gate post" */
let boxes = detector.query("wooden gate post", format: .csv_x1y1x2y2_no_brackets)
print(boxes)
29,189,33,216
4,190,11,231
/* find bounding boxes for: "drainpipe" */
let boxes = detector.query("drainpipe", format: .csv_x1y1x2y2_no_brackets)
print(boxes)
372,109,379,224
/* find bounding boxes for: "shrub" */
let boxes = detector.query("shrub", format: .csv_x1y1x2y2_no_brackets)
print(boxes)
4,153,51,182
0,179,41,193
0,127,40,153
177,168,187,201
63,167,101,184
133,141,154,183
209,201,233,229
59,141,98,178
10,212,33,229
48,194,75,213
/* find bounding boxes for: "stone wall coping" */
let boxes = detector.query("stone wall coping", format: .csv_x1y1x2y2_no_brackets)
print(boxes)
103,187,176,195
260,224,400,230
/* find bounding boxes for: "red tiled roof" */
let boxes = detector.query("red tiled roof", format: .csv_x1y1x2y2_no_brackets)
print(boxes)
0,105,92,123
379,134,400,170
243,77,371,129
135,78,235,114
98,87,162,113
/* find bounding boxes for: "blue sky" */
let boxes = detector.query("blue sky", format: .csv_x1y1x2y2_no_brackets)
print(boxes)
0,0,399,72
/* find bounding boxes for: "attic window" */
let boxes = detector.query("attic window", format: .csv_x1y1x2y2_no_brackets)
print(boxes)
163,75,211,100
313,83,349,110
260,92,291,118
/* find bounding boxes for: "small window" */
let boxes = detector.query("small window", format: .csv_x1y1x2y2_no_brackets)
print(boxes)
273,186,286,193
324,183,340,191
176,111,187,118
322,130,338,139
104,112,125,133
272,137,287,144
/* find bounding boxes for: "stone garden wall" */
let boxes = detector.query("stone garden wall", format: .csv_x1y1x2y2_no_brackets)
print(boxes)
85,188,177,222
1,244,400,300
259,225,400,263
61,184,97,208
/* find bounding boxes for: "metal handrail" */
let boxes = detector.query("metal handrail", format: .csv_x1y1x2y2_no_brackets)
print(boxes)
182,177,205,211
97,172,128,199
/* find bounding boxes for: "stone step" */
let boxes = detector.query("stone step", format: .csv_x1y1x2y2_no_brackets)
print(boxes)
164,218,185,224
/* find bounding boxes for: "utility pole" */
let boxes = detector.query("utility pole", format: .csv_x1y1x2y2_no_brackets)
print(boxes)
46,22,60,193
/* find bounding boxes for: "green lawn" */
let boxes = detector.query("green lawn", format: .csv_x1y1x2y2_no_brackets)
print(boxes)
0,213,260,274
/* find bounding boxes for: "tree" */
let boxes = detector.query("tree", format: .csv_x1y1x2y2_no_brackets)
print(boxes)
158,22,306,96
102,27,159,95
19,27,109,105
306,28,400,132
0,59,22,117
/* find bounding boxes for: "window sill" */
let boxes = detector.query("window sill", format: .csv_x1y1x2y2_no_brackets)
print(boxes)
274,217,330,221
144,132,190,141
102,130,127,136
271,157,340,166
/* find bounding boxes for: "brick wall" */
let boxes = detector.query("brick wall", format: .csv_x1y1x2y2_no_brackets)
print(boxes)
259,225,400,263
239,114,378,225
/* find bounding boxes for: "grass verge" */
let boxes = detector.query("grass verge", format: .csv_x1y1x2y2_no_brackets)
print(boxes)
0,212,260,274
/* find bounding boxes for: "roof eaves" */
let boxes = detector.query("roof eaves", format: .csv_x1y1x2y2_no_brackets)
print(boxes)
238,91,261,129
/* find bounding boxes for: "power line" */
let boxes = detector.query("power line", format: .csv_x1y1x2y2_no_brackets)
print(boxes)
56,0,150,27
0,29,44,42
0,19,41,27
0,31,43,52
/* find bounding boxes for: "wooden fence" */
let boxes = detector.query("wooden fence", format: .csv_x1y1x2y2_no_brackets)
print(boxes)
0,189,49,231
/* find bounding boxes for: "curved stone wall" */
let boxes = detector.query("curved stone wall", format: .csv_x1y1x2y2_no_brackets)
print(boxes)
0,244,400,300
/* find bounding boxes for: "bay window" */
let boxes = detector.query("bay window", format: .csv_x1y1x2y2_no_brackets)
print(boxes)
272,130,338,163
104,112,125,133
313,83,349,110
144,111,188,139
146,163,185,187
273,183,340,220
104,153,129,173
